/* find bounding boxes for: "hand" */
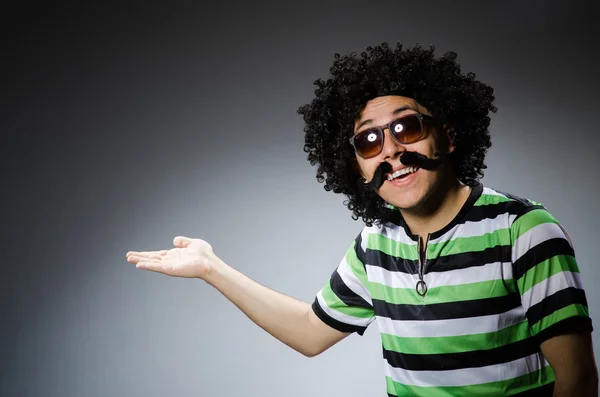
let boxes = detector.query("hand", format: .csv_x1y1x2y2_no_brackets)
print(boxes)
126,236,219,279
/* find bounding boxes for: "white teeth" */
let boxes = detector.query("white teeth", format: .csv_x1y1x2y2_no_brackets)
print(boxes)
387,167,418,181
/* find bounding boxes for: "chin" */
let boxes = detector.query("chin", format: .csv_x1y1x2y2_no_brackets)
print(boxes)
378,173,443,213
381,189,425,211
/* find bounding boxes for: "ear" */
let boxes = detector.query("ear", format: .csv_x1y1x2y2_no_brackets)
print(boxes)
443,125,456,154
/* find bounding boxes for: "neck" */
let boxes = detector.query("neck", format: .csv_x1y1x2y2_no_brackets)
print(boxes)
400,176,472,240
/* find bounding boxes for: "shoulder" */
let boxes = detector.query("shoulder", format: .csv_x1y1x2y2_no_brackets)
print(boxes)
482,187,574,252
480,186,545,216
480,186,558,224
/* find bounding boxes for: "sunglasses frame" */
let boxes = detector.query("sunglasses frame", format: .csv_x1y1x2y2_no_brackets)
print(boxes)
348,112,436,159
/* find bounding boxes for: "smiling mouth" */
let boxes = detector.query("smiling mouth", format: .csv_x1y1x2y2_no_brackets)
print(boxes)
387,167,419,181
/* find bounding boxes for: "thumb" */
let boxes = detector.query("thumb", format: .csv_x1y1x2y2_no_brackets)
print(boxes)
173,236,193,248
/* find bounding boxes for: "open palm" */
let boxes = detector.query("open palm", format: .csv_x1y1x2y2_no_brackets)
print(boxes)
126,236,214,279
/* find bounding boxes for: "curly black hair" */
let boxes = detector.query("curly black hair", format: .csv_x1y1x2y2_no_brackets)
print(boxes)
297,42,497,226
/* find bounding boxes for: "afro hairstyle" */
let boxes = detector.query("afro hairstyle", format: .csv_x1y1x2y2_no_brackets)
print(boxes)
297,42,497,226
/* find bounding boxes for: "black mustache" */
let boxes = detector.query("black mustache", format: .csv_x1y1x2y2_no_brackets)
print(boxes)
358,151,442,192
358,162,392,192
400,151,442,170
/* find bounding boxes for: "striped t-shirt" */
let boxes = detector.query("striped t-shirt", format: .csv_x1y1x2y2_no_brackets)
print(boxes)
312,183,592,397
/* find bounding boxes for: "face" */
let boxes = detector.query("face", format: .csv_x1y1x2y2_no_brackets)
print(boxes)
352,95,455,212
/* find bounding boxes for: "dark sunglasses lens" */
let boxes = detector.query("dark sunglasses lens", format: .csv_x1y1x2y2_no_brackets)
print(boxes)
353,129,382,158
390,115,422,143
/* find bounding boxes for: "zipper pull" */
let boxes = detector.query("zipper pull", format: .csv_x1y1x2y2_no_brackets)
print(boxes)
416,280,427,297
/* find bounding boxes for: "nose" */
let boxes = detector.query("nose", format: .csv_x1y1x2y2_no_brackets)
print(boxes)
381,128,405,160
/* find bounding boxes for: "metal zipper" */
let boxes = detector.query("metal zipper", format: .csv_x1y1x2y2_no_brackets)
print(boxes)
416,234,430,302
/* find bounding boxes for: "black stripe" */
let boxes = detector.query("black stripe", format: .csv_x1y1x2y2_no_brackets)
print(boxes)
363,249,418,274
464,201,543,224
513,238,574,281
361,244,510,275
383,336,539,371
373,293,521,321
356,230,419,274
511,382,554,396
329,269,372,310
354,232,369,266
526,287,589,326
492,188,545,216
427,245,511,273
535,316,593,344
311,300,367,335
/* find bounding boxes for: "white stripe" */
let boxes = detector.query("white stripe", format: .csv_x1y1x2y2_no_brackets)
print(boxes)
429,215,516,244
521,271,583,310
362,226,417,250
366,261,513,290
386,353,549,387
428,261,514,288
366,264,419,290
316,290,373,327
378,224,418,246
377,305,527,338
360,229,370,252
482,187,509,198
512,222,572,263
337,257,373,305
557,222,575,249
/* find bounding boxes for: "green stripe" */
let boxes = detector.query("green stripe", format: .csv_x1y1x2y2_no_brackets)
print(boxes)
511,208,558,240
345,241,371,288
386,365,555,397
427,228,511,258
517,255,580,295
320,281,373,319
370,278,514,305
367,233,417,260
530,303,589,336
381,320,530,355
474,193,511,206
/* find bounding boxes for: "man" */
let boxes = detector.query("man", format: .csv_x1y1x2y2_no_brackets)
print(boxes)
126,43,597,396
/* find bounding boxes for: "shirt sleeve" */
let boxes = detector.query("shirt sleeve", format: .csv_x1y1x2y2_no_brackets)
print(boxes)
511,205,593,344
312,233,376,335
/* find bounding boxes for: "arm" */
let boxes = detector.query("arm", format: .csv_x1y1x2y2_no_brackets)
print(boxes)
540,332,598,397
510,206,596,394
127,236,349,357
205,259,350,357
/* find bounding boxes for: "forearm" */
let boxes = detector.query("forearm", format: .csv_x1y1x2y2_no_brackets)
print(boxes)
204,259,324,357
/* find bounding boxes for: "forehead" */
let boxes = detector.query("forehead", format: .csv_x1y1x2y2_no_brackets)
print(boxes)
355,95,423,128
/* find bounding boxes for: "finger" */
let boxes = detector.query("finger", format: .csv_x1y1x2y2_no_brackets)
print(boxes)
127,255,161,264
147,250,168,259
127,251,161,259
136,261,165,272
173,236,193,248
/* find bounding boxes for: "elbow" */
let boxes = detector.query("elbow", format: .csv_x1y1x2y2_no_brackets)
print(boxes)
299,347,323,358
298,343,331,358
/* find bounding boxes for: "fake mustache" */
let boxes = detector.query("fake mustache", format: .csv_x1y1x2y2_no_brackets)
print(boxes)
358,151,442,192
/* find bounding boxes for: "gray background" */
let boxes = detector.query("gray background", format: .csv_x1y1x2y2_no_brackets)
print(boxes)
2,2,598,396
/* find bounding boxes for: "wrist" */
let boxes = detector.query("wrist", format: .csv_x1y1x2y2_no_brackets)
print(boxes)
201,253,230,285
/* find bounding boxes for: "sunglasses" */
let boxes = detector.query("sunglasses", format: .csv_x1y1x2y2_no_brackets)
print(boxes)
348,113,435,159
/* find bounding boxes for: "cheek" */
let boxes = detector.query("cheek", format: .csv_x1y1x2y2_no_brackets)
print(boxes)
355,158,371,178
413,140,436,154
